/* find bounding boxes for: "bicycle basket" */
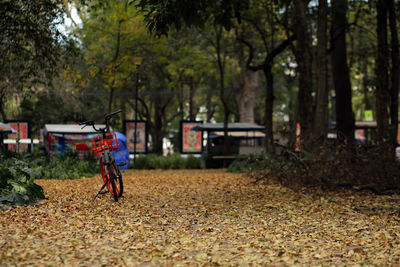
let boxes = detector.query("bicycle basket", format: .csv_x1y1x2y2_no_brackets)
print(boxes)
91,132,120,156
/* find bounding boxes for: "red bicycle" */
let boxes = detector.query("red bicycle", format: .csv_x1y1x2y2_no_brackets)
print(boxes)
80,110,124,202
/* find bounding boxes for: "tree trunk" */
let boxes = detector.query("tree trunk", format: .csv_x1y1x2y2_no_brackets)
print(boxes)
362,62,372,111
375,0,390,144
313,0,329,147
206,89,213,123
215,25,231,154
120,96,126,123
179,86,185,121
389,0,399,147
294,0,314,150
264,64,275,153
108,86,115,114
0,94,7,121
289,94,300,150
153,92,164,155
237,70,258,123
189,77,196,121
331,0,355,144
107,20,122,114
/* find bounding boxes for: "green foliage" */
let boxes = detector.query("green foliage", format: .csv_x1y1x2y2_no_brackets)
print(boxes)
137,0,249,36
227,154,284,174
19,95,81,134
133,154,202,169
186,155,202,169
0,1,72,120
28,152,98,180
1,151,97,180
0,154,45,206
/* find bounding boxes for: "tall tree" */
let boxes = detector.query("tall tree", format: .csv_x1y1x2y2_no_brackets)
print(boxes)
330,0,355,144
0,0,67,120
375,0,389,144
209,24,232,153
313,0,329,147
293,0,314,150
235,1,295,153
388,0,399,147
232,37,258,123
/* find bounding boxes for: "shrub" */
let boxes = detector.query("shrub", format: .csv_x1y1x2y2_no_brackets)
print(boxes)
29,151,98,179
134,155,150,169
228,153,287,175
132,154,202,169
169,154,186,169
0,154,45,206
1,151,97,180
186,155,202,169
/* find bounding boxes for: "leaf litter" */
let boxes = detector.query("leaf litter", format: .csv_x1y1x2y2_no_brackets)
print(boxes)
0,169,399,266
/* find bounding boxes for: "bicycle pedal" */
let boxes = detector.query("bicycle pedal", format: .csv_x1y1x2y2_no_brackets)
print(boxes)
116,162,126,166
99,191,108,195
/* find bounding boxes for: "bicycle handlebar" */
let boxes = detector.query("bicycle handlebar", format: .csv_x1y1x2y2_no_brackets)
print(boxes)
105,110,122,120
79,110,121,133
79,120,94,126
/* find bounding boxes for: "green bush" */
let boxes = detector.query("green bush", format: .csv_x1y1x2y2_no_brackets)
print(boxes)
0,154,45,206
134,154,150,169
227,153,286,174
186,155,202,169
169,153,186,169
29,151,98,179
133,154,202,169
1,151,98,180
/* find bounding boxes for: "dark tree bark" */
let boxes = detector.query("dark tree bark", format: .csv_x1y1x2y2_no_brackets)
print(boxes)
375,0,390,144
214,25,231,154
206,88,215,123
188,77,198,121
177,83,185,121
362,62,372,111
313,0,329,147
294,0,314,150
152,95,164,155
107,20,122,114
389,0,399,147
330,0,355,144
0,95,7,121
263,64,275,153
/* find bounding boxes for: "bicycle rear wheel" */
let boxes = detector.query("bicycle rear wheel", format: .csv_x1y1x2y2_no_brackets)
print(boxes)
100,159,123,201
100,160,114,194
110,162,123,198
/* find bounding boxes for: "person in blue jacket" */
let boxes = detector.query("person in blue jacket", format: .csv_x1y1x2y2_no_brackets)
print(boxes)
112,132,130,170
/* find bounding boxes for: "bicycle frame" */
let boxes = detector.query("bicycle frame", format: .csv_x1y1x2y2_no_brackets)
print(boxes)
79,110,124,201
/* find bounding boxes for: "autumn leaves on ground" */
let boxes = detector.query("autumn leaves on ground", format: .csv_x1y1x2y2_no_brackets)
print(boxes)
1,170,400,266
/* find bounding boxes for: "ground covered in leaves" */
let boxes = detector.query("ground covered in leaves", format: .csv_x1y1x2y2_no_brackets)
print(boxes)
1,169,400,266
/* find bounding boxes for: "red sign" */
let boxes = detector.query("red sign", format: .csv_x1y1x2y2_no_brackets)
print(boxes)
181,122,202,153
125,122,146,153
7,122,29,152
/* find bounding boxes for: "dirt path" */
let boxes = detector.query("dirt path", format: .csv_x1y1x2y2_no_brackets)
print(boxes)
1,169,399,266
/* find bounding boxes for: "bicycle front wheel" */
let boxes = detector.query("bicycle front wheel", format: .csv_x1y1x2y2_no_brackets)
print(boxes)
108,168,118,202
107,163,123,201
